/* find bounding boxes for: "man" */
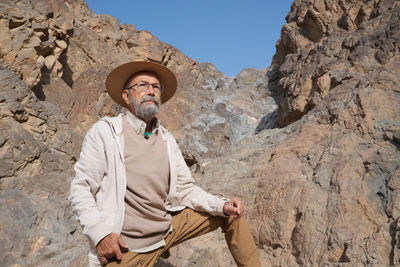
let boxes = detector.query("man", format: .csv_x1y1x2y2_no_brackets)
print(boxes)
69,61,261,267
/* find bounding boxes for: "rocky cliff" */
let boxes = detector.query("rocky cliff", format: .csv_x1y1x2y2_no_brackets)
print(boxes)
0,0,399,266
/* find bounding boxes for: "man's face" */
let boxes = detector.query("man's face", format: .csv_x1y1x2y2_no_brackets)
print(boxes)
122,72,162,121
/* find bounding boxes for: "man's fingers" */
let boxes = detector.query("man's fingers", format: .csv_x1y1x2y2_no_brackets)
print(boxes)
96,232,129,264
233,197,244,215
238,203,244,215
224,198,246,218
99,256,108,265
228,197,245,220
119,237,128,249
235,210,245,219
114,246,122,260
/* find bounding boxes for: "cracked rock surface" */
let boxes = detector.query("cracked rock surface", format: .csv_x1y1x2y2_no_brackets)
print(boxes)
0,0,399,266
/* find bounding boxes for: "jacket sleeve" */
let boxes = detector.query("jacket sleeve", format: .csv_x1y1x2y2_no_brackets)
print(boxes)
171,136,229,217
68,121,113,246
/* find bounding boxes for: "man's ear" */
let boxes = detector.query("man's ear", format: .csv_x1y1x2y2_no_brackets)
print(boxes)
122,89,130,106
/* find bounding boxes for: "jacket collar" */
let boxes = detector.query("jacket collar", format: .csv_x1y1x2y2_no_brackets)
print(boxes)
101,113,123,136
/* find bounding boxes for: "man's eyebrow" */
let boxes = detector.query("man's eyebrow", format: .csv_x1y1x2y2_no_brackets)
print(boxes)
138,81,161,84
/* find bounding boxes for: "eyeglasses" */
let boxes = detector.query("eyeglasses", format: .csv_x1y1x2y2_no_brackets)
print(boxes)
125,81,164,94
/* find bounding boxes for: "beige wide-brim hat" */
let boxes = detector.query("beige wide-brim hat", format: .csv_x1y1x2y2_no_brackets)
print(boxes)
106,61,177,108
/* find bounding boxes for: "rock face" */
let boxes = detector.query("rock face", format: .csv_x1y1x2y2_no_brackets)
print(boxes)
0,0,399,266
238,0,399,265
0,62,87,266
165,0,400,266
0,0,276,266
273,0,400,127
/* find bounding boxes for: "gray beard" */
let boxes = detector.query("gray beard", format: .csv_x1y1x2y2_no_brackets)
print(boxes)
130,94,161,121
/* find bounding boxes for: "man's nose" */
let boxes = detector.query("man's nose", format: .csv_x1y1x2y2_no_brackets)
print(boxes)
146,85,155,95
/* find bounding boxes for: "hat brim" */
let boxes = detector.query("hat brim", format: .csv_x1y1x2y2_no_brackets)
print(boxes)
106,61,177,108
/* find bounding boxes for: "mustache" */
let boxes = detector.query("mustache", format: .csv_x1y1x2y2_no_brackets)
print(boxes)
139,95,160,106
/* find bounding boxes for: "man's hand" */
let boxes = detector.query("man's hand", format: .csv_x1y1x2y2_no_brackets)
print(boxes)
96,232,128,265
223,197,244,220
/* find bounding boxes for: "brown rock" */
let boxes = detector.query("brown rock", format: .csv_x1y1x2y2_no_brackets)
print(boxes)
273,0,400,127
0,18,12,55
1,0,399,266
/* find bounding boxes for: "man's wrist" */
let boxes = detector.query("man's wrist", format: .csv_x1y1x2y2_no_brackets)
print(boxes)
223,202,230,217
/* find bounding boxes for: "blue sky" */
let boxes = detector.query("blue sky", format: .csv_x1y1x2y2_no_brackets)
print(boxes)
85,0,293,77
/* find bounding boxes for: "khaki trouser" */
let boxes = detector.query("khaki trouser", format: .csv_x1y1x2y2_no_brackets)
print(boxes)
106,208,261,267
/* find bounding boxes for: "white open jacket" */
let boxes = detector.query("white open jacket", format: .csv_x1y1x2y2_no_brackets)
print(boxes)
69,113,227,265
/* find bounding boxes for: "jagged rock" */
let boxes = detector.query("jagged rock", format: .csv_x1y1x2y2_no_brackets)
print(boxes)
0,61,86,266
273,0,399,127
0,0,277,265
164,0,400,266
0,0,74,88
248,52,400,264
0,0,399,266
